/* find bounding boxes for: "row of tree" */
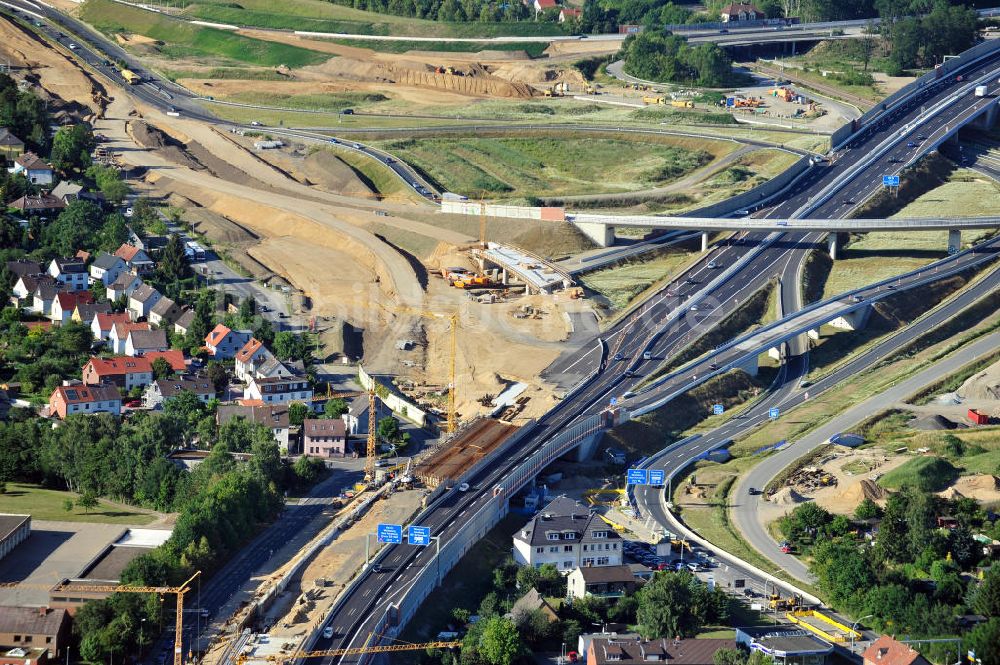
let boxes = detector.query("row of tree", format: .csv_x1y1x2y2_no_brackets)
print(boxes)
619,31,734,86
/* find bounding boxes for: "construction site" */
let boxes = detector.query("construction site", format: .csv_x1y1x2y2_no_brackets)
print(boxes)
413,418,519,488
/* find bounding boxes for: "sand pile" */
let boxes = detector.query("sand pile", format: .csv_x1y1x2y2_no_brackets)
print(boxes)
128,120,204,170
770,487,806,505
301,150,375,198
909,414,958,430
842,479,887,504
958,360,1000,400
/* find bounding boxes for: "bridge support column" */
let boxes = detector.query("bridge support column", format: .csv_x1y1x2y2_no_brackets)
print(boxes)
807,328,820,341
574,432,603,462
947,229,962,255
701,232,710,253
827,233,840,260
735,353,759,377
576,222,615,248
829,304,872,332
768,347,782,362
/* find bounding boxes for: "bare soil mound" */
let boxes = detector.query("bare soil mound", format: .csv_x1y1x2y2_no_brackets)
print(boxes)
770,487,806,505
909,414,958,430
842,479,887,505
129,120,204,170
958,360,1000,400
301,150,375,198
947,475,1000,505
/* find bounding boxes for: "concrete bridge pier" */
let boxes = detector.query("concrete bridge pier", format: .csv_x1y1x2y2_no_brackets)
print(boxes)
948,229,962,255
574,432,603,461
735,353,759,377
827,233,840,260
702,232,710,252
807,328,821,340
577,221,615,248
829,304,872,331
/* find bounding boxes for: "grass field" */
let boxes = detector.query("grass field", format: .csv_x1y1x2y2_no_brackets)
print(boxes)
220,91,389,112
375,136,714,198
580,247,696,310
0,483,159,525
81,0,330,67
179,0,566,38
888,174,1000,219
878,456,960,492
328,38,548,57
315,146,411,199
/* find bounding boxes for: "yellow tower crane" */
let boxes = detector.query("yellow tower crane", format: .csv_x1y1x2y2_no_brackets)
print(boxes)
365,386,377,480
236,638,462,664
1,572,201,665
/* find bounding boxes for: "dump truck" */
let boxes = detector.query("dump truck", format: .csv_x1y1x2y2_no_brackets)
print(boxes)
643,96,664,105
121,69,141,84
671,100,694,108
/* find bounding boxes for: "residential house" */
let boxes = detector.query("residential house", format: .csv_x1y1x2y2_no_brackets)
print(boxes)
9,194,65,217
173,309,195,336
143,376,215,409
105,273,142,303
47,258,87,292
586,638,737,665
217,403,290,449
205,324,252,360
114,244,155,275
559,7,581,21
90,311,131,344
71,301,112,326
126,229,169,257
88,253,127,287
234,338,284,382
82,356,154,391
301,418,348,457
343,394,373,436
127,284,162,320
244,374,313,405
11,152,54,185
533,0,558,12
143,350,187,375
125,328,168,357
0,128,25,162
720,2,765,22
109,322,149,354
12,274,52,306
0,514,30,563
0,606,70,659
148,297,181,328
863,636,932,665
508,588,559,624
512,496,623,572
49,291,94,325
50,181,82,204
48,384,122,419
736,627,833,665
30,283,58,318
567,565,639,600
5,260,41,280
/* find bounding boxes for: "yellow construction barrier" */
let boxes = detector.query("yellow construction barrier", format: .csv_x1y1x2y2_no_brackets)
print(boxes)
785,610,861,643
584,488,625,506
597,513,627,532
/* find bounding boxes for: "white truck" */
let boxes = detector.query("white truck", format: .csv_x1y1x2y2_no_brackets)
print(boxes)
975,85,988,97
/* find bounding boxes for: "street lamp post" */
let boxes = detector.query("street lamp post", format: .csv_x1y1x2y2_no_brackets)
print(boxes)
851,614,874,651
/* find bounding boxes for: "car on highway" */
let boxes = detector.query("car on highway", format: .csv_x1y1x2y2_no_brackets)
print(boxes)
323,626,334,638
708,363,718,370
735,209,749,216
841,198,854,205
643,351,653,360
385,157,395,164
707,261,719,269
622,391,637,400
906,141,917,148
250,120,263,126
342,109,354,115
690,304,698,311
69,43,78,50
776,221,788,226
613,353,624,361
748,487,757,495
458,482,470,492
329,138,339,144
355,143,364,149
852,294,865,302
371,563,383,573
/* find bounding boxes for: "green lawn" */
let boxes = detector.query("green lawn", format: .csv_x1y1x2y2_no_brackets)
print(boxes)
878,457,959,492
581,248,697,310
81,0,331,67
181,0,567,38
0,483,159,525
220,91,389,112
328,38,548,58
375,136,715,198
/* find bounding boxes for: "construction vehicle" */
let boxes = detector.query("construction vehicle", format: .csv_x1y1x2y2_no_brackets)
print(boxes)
121,69,141,84
2,573,200,665
585,85,598,95
671,100,694,108
643,96,664,105
767,592,802,611
452,275,493,289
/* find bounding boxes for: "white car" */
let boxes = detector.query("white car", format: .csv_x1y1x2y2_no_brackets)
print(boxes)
322,626,333,639
124,207,134,217
458,482,470,492
250,120,263,126
69,43,78,50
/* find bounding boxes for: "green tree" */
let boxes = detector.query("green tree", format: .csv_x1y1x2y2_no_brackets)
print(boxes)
636,571,703,638
377,416,401,445
237,298,256,327
151,356,174,380
973,565,1000,618
85,163,129,204
51,124,95,173
205,362,228,394
966,618,1000,665
477,616,523,665
324,398,348,419
63,498,74,513
274,331,307,362
854,497,882,521
715,648,747,665
77,491,99,514
159,233,190,282
289,402,311,426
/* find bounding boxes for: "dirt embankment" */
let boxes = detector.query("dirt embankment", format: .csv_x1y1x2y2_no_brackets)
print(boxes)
0,16,108,119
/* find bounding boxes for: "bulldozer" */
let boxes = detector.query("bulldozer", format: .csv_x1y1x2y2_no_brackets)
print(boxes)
767,592,802,611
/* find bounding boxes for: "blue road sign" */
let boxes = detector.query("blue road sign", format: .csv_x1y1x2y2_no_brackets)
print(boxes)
726,97,735,108
649,469,666,486
408,525,431,546
769,407,780,420
712,404,724,416
882,175,900,187
376,523,403,544
627,468,649,485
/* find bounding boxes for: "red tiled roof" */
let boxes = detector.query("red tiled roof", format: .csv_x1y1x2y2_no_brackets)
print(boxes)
561,8,581,15
238,399,265,406
144,349,186,372
114,321,150,341
721,2,763,14
535,0,558,7
94,311,131,333
84,356,153,377
55,290,94,311
15,151,52,171
235,338,264,363
51,384,120,405
206,323,232,348
114,244,142,262
864,636,930,665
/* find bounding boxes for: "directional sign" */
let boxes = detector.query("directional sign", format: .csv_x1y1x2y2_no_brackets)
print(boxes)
712,404,724,416
376,523,403,544
610,397,618,406
768,407,780,420
408,525,431,546
627,468,649,485
726,97,736,108
882,175,900,187
649,469,666,486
